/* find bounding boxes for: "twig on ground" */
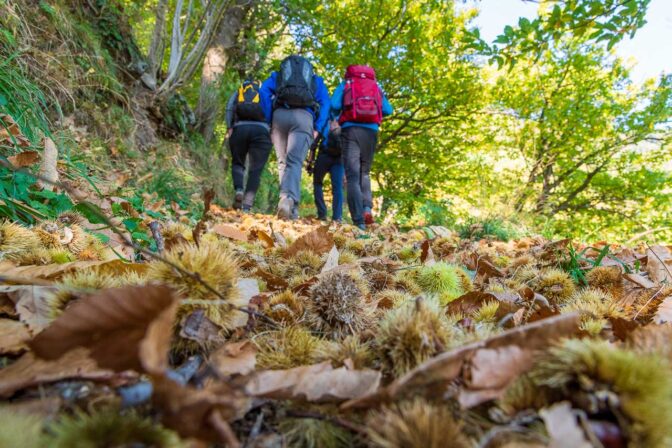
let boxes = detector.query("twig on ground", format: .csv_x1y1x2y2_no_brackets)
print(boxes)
209,410,241,448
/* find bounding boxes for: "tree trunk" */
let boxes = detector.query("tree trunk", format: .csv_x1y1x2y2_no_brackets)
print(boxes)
196,0,252,143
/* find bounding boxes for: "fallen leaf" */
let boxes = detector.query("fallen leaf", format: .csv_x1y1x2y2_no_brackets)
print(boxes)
0,318,30,354
623,273,655,289
646,246,672,284
609,317,641,341
447,291,520,319
420,240,435,264
653,296,672,324
250,229,275,248
540,402,592,448
321,245,340,273
0,285,57,333
180,309,226,346
246,362,381,402
284,225,334,258
0,259,145,281
254,269,289,291
0,348,121,398
37,137,59,191
343,313,580,410
29,285,178,373
120,201,140,218
7,150,40,168
209,341,256,377
212,223,248,242
152,375,250,441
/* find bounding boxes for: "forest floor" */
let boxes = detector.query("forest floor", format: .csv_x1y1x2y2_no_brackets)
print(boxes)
1,182,672,446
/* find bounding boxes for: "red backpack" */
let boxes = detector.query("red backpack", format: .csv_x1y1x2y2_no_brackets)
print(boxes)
339,65,383,125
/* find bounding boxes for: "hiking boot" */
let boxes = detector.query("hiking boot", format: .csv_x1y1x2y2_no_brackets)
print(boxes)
277,196,293,220
233,190,244,210
363,210,374,225
356,223,367,231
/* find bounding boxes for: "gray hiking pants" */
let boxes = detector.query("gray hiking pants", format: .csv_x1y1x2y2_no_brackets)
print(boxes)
271,108,314,205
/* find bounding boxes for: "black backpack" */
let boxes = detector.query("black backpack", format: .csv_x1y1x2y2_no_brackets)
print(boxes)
234,80,265,121
275,56,316,109
324,127,342,157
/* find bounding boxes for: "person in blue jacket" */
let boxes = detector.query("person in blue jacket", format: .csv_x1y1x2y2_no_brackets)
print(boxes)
331,69,393,229
308,119,344,222
259,55,331,219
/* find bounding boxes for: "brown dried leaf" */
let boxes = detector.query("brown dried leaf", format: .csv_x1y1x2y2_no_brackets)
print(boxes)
646,246,672,284
212,223,248,242
209,341,256,377
0,318,30,354
447,291,520,318
0,348,121,398
0,285,57,333
29,285,178,374
7,150,40,168
653,296,672,324
421,240,435,265
254,268,289,291
152,375,250,441
476,257,504,280
0,259,144,281
343,313,580,410
250,229,275,248
284,225,334,258
246,362,381,402
179,309,226,346
623,273,656,289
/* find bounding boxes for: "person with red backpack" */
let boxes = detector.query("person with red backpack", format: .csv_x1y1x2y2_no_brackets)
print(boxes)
260,55,331,219
331,65,393,230
225,79,272,212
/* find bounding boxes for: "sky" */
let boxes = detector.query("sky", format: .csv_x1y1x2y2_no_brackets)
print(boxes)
468,0,672,83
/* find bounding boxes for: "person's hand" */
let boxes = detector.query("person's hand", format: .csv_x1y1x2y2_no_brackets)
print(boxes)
227,129,233,138
313,130,319,139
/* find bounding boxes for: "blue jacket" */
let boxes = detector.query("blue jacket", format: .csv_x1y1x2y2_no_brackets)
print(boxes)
330,81,393,132
259,72,331,133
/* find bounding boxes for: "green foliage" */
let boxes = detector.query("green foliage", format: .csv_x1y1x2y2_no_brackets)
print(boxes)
490,0,652,68
457,217,520,242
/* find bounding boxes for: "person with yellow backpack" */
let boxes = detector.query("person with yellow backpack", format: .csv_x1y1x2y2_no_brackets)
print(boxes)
225,79,272,212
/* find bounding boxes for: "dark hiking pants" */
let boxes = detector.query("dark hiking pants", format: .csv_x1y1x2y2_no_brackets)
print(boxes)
313,151,344,221
342,126,377,226
229,124,273,208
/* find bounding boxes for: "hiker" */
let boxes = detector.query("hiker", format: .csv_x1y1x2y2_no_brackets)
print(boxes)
225,79,272,212
331,65,393,229
260,55,331,219
306,119,344,222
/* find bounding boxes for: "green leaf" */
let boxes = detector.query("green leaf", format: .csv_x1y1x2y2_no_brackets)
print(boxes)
74,201,107,224
122,218,141,232
132,231,151,243
504,25,514,36
92,232,110,244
